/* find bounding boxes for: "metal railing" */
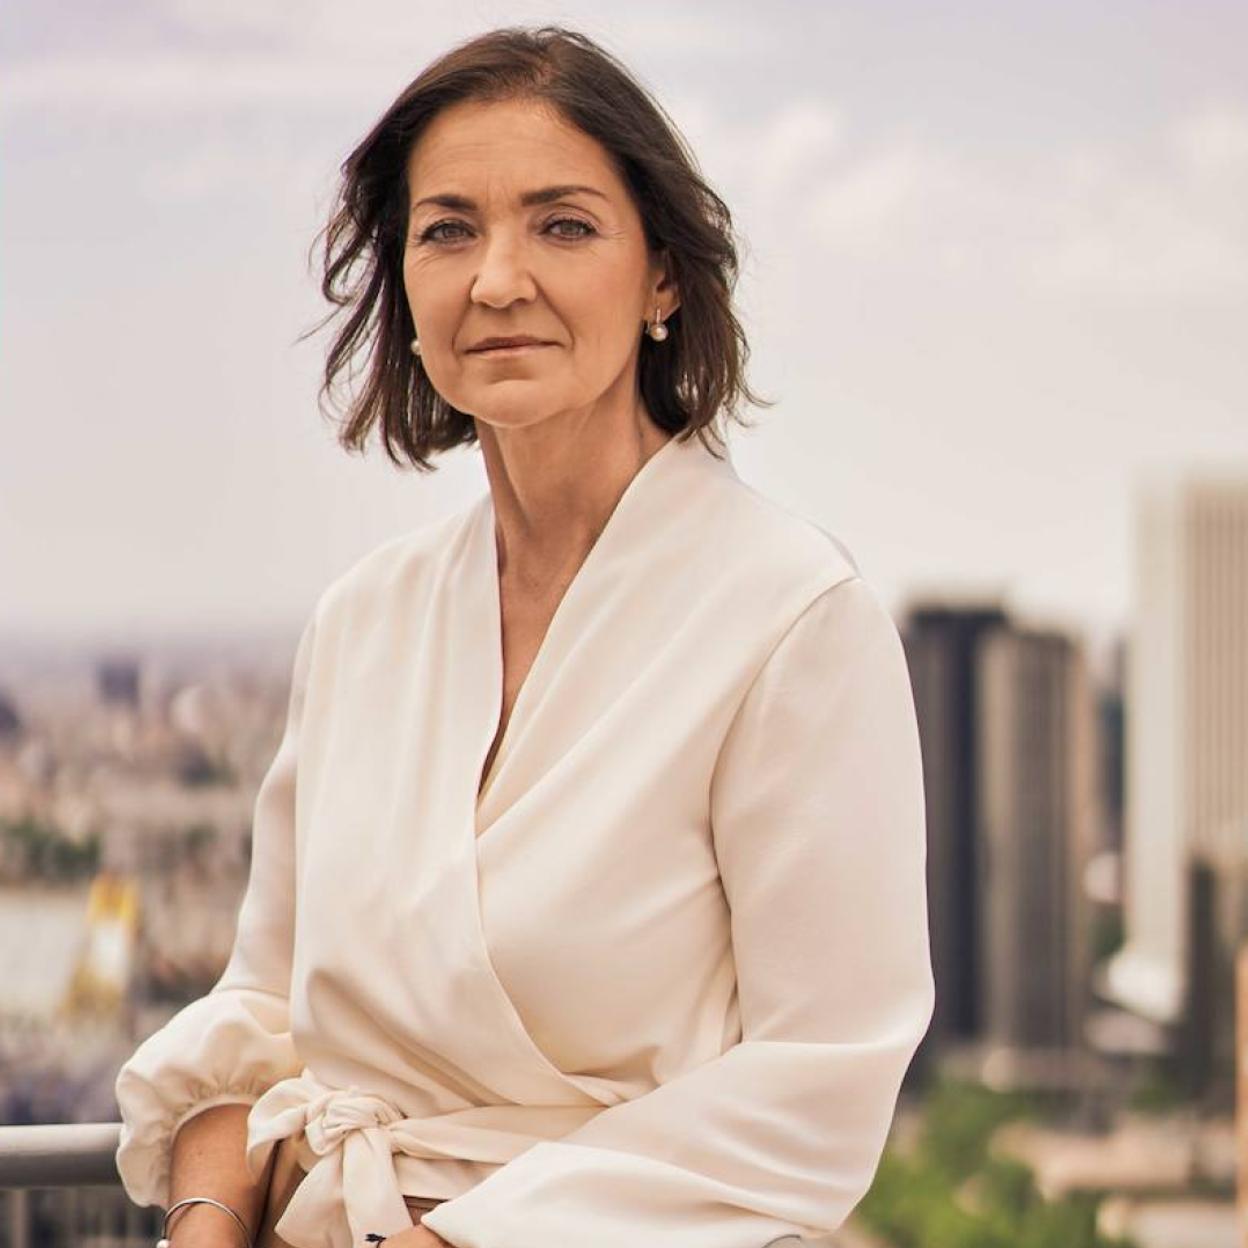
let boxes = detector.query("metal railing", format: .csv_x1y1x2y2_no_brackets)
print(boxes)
0,1123,122,1187
0,1123,159,1248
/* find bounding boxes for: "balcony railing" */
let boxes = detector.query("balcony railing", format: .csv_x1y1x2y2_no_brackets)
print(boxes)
0,1123,159,1248
0,1122,121,1187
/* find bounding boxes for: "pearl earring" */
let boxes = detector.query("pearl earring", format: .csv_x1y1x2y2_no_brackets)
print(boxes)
410,337,422,358
647,305,668,342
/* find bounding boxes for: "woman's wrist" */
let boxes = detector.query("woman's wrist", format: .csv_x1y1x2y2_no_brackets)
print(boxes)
163,1201,255,1248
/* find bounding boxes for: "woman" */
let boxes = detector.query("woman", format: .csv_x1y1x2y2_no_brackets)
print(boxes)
114,25,934,1248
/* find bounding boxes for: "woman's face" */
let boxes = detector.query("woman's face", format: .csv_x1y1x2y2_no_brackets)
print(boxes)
402,96,677,431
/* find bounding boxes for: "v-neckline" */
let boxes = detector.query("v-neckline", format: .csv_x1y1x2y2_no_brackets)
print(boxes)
473,433,682,816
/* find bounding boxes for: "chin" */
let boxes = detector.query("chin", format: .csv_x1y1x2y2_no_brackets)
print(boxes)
463,388,578,431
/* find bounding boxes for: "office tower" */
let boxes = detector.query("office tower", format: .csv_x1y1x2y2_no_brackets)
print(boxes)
902,602,1008,1071
1104,475,1248,1067
976,626,1099,1054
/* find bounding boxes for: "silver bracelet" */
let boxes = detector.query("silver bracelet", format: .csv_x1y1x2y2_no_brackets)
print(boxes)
157,1195,254,1248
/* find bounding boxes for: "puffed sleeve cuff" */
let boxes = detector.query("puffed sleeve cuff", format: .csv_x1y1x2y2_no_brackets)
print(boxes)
420,1136,821,1248
114,987,304,1209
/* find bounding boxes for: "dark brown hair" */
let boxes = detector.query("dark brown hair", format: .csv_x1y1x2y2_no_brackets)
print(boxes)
299,24,771,471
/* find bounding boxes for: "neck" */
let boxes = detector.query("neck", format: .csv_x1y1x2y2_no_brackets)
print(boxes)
475,395,672,586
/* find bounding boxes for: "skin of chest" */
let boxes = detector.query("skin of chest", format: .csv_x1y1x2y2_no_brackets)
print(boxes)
479,565,580,794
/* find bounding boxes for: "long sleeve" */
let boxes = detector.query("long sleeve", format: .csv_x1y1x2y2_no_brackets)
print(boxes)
113,603,319,1210
421,574,936,1248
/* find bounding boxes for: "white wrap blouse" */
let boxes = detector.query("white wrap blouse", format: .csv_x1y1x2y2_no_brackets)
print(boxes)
113,430,935,1248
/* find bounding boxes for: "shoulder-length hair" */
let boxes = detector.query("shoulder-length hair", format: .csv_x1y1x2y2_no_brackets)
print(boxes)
300,24,771,471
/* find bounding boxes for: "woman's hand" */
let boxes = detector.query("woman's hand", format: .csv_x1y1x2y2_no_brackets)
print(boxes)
372,1225,453,1247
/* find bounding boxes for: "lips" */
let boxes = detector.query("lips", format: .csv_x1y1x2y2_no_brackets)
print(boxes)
468,337,552,352
468,343,554,360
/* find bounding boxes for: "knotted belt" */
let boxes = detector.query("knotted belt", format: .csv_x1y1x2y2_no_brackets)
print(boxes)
245,1069,601,1248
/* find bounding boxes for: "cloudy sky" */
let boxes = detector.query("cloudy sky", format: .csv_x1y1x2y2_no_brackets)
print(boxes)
3,0,1245,659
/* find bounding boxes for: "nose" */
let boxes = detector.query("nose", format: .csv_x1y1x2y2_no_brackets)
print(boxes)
469,228,537,308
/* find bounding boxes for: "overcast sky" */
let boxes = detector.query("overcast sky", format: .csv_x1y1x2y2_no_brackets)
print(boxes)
3,0,1245,660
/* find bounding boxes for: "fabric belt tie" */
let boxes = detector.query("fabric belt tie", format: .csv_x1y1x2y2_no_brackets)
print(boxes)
244,1069,602,1248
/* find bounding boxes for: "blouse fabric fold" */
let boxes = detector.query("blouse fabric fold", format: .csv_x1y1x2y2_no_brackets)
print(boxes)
114,431,934,1248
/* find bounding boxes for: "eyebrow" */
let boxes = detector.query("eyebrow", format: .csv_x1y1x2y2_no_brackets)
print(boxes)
410,184,609,215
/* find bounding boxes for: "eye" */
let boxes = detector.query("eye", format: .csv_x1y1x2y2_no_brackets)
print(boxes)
544,216,596,240
418,219,469,244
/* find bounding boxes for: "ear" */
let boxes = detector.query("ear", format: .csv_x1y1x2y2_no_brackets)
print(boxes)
649,248,680,319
